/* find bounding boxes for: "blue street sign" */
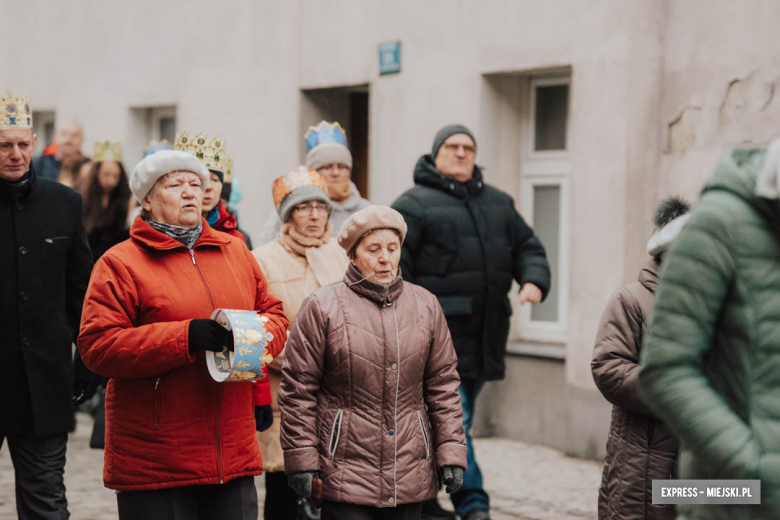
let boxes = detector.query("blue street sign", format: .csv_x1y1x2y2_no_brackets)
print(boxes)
379,42,401,75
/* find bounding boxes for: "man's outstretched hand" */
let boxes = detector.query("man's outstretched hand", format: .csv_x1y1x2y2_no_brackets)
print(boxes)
519,283,542,305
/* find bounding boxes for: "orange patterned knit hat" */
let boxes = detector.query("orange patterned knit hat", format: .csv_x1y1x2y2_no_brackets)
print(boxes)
272,166,331,222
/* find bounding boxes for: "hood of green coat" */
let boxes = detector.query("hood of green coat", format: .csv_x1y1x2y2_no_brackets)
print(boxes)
701,148,779,222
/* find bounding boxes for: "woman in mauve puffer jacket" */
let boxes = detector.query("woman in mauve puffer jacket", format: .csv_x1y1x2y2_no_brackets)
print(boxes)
591,197,690,520
279,206,467,520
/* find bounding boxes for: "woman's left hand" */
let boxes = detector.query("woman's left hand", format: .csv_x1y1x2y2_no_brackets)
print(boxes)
440,465,464,493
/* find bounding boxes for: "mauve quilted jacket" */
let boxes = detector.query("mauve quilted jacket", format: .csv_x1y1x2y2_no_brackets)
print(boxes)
279,264,467,507
78,217,288,490
592,259,677,520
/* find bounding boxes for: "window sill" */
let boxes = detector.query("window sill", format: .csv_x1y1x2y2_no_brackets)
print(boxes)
507,341,566,361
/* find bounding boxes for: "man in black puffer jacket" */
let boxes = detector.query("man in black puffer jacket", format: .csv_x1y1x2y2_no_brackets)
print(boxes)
392,124,551,520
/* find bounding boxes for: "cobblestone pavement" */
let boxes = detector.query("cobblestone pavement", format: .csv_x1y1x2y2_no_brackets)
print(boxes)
0,414,600,519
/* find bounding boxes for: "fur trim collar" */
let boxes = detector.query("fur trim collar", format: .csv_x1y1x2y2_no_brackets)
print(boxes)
647,214,690,257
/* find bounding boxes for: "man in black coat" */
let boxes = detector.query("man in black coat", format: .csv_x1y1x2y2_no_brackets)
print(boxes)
0,93,95,519
392,125,551,520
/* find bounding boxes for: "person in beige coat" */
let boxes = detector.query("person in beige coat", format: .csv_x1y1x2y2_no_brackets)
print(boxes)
253,166,349,520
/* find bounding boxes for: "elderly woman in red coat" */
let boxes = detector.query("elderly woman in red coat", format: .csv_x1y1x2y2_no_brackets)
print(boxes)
78,149,288,520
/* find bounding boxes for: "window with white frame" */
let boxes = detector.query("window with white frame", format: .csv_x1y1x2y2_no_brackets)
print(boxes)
518,75,571,344
150,106,176,144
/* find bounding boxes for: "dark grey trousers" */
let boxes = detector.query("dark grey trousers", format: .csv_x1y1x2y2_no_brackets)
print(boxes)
116,476,258,520
0,432,69,520
321,501,423,520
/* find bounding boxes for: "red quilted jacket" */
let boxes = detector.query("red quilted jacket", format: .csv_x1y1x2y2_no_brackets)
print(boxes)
78,217,288,490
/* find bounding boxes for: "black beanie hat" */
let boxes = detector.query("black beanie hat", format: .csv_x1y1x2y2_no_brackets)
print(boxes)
220,182,232,201
432,124,477,158
209,169,224,183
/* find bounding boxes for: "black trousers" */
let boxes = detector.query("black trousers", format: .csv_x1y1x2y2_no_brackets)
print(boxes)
0,432,69,520
116,476,257,520
263,471,298,520
321,501,423,520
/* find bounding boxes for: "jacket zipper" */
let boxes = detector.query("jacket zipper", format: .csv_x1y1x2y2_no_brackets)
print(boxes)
391,303,401,506
417,411,431,458
328,409,344,461
188,248,222,482
190,249,216,309
154,377,162,427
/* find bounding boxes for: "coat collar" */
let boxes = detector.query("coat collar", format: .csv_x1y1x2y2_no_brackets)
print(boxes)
638,258,660,293
214,203,238,232
0,161,37,205
332,182,364,211
343,263,404,305
130,216,231,251
412,154,485,199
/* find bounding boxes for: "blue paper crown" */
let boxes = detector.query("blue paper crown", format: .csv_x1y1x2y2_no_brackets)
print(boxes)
143,140,172,157
304,121,347,153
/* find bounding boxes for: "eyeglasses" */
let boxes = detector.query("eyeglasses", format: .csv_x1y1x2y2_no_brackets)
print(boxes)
293,202,329,215
443,143,476,155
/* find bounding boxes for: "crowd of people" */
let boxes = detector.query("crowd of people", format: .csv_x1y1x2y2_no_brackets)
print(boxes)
6,82,778,520
0,91,551,520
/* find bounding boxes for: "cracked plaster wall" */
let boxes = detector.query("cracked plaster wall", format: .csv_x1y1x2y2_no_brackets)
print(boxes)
660,0,780,200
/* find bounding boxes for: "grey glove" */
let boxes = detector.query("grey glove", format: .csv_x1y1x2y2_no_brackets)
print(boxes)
441,465,464,494
288,471,317,501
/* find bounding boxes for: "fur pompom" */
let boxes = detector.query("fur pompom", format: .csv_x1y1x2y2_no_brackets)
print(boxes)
653,197,691,230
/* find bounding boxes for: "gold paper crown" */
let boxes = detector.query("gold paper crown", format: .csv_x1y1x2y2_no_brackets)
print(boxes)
93,140,123,162
175,131,226,174
223,155,234,184
1,91,33,129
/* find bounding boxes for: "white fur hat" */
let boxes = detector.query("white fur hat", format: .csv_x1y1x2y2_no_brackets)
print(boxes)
129,150,210,202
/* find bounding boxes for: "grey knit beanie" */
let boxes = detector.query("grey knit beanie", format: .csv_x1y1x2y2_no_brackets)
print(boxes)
432,124,477,158
278,186,331,223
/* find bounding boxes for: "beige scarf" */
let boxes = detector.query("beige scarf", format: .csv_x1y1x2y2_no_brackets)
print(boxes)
278,221,343,289
327,181,352,203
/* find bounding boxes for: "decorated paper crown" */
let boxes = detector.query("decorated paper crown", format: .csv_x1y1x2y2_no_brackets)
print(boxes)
1,91,32,129
304,121,347,153
272,166,327,208
143,139,172,157
93,140,123,162
222,154,234,184
175,131,226,174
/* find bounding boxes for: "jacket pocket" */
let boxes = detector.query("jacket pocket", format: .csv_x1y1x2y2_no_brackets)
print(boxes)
44,235,69,244
438,296,473,317
417,411,431,459
328,409,343,461
153,377,162,428
418,222,459,276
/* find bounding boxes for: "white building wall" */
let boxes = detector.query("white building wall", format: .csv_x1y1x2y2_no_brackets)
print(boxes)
6,0,779,459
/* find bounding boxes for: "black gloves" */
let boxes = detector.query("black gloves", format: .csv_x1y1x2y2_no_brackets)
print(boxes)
73,348,106,406
73,380,99,406
288,471,322,507
288,471,315,501
188,319,233,355
441,465,464,494
255,405,274,432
